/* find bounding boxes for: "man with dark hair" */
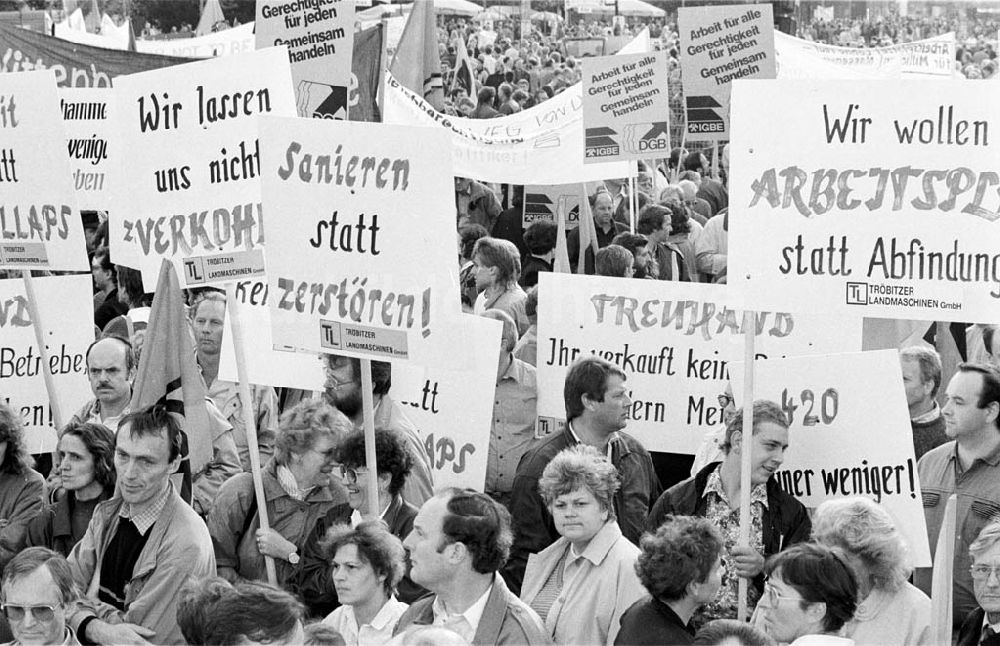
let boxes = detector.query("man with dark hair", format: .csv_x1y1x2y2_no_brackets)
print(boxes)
611,232,653,279
595,244,635,278
637,203,691,282
91,247,128,330
504,355,660,594
916,362,1000,627
472,237,529,336
900,346,948,459
519,220,556,289
1,547,79,645
67,404,215,645
471,86,500,119
177,577,305,645
646,400,811,625
322,354,433,506
396,489,551,645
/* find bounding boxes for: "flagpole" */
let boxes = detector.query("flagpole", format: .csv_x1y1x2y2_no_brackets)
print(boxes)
21,271,64,435
930,494,956,644
360,359,380,519
378,18,388,121
224,282,277,585
737,309,755,622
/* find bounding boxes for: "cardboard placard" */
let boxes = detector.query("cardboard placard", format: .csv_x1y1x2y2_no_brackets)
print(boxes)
58,88,115,211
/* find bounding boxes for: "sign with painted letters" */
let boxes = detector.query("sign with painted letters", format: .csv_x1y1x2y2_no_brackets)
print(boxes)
536,273,862,454
0,275,93,453
258,116,462,365
729,80,1000,323
731,349,932,567
59,88,115,211
774,31,955,79
0,70,88,271
108,48,296,292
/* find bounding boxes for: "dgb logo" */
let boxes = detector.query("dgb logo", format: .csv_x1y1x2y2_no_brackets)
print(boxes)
623,122,669,154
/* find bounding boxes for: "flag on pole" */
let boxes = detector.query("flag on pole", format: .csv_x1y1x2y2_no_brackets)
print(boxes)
577,183,599,275
451,36,477,98
929,494,956,645
553,196,571,274
130,260,213,504
196,0,226,36
390,0,444,111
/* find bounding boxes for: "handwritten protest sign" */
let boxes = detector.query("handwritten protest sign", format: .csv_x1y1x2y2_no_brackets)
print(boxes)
536,273,861,454
0,70,87,271
256,0,355,120
59,88,114,211
775,31,955,79
523,185,582,228
0,275,92,452
217,279,326,391
729,80,1000,323
391,315,500,491
678,4,775,141
582,51,669,163
731,349,931,567
108,48,295,291
258,116,462,365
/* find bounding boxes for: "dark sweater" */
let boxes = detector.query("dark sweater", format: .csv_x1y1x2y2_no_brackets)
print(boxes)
98,518,151,611
615,596,694,645
911,412,948,461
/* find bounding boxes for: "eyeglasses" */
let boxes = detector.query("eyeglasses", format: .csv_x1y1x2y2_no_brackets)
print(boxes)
1,604,58,623
971,564,1000,581
717,393,733,408
761,582,800,606
339,466,369,483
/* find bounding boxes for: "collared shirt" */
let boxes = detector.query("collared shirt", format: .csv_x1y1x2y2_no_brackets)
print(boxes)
431,583,493,644
486,356,537,495
696,465,767,626
119,484,171,535
911,402,941,425
567,421,615,461
323,596,408,646
349,499,392,528
85,399,129,433
982,614,1000,643
276,464,314,502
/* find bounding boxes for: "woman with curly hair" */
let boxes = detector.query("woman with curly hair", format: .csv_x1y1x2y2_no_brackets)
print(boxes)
616,515,725,645
811,496,931,645
320,521,408,645
0,402,45,572
520,444,646,645
26,421,116,556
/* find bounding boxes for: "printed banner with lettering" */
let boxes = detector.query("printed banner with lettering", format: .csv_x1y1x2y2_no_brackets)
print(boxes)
381,28,650,184
678,4,775,141
0,70,87,271
774,31,955,79
523,185,582,228
256,0,355,120
108,48,296,291
731,349,931,567
390,315,500,491
0,22,197,87
536,273,862,454
136,23,257,58
729,80,1000,323
582,51,669,163
218,279,326,391
59,87,114,210
258,116,462,364
0,275,93,453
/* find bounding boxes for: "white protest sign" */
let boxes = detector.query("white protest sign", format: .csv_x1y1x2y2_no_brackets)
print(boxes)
523,185,581,228
256,0,355,120
136,23,257,58
582,51,669,163
536,273,862,454
390,315,500,491
108,48,296,292
678,4,775,141
0,70,87,271
59,88,115,211
258,116,462,364
729,80,1000,323
217,279,326,391
731,349,932,567
774,31,955,79
0,275,93,453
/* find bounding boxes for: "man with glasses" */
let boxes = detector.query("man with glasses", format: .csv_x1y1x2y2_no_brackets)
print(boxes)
1,547,79,645
958,521,1000,646
916,363,1000,628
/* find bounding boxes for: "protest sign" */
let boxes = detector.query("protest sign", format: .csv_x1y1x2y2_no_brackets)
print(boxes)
730,349,932,567
523,185,581,228
390,315,501,491
136,23,257,58
729,80,1000,323
774,31,955,79
536,273,861,454
258,116,463,365
59,87,114,210
256,0,355,120
0,275,92,453
218,279,326,391
108,48,296,291
678,4,775,141
381,28,650,184
582,51,669,163
0,70,87,271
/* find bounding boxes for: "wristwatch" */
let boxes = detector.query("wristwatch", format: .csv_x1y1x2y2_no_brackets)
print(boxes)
288,550,300,565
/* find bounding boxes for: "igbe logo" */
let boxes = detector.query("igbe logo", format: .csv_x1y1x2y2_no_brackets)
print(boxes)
623,122,669,154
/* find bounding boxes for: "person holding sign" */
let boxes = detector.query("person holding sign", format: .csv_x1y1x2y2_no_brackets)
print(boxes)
645,401,811,627
915,363,1000,628
957,521,1000,646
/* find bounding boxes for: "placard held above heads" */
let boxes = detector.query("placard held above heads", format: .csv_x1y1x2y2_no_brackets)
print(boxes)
258,116,464,366
0,70,88,271
59,87,115,211
107,47,296,291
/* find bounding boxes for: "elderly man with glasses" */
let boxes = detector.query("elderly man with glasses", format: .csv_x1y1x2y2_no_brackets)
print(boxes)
1,548,80,645
958,521,1000,646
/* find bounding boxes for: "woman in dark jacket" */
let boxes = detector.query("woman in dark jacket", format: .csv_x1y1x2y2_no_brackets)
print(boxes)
0,403,46,571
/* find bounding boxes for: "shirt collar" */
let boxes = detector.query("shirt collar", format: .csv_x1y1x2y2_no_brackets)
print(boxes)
432,582,493,634
703,464,769,509
276,464,314,501
911,401,941,424
952,439,1000,469
353,596,404,631
566,520,622,566
567,421,615,462
982,612,1000,633
350,498,392,527
119,482,171,535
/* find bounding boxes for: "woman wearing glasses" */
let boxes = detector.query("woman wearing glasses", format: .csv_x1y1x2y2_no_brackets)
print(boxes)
206,399,350,590
811,497,931,645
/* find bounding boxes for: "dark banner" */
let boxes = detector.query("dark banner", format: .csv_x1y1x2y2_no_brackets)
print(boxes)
350,23,382,123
